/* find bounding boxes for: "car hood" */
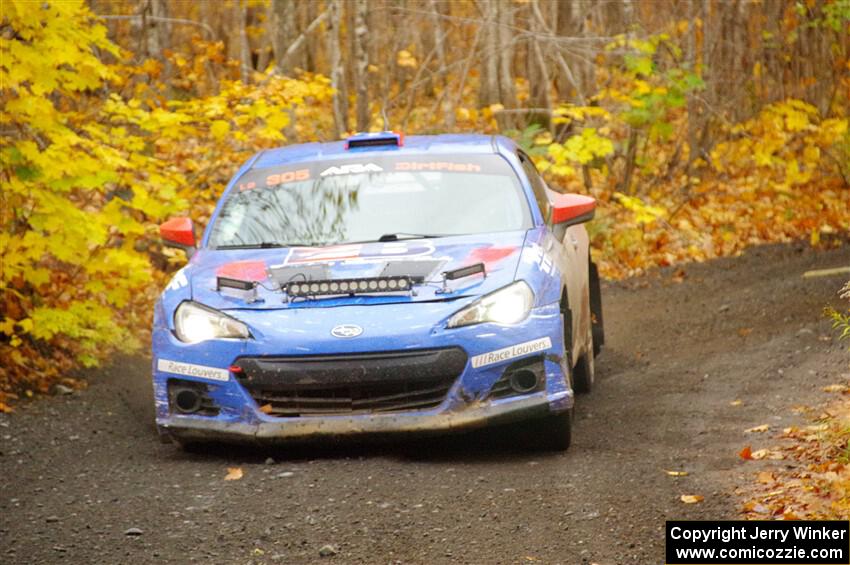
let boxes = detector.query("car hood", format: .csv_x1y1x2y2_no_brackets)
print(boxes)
188,231,528,311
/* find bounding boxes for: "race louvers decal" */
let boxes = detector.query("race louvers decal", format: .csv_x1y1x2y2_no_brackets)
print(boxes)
470,337,552,368
157,359,230,382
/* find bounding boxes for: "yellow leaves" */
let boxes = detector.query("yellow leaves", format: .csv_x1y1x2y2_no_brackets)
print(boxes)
455,107,473,121
224,467,244,481
0,318,17,336
745,424,770,433
565,129,614,164
776,100,817,132
553,104,611,124
817,118,848,144
396,49,417,68
810,228,820,247
543,128,614,181
210,120,231,140
665,470,689,477
680,494,704,504
614,193,669,225
482,103,504,120
784,158,810,186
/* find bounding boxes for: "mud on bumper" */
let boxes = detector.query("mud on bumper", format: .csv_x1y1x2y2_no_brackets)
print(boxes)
159,392,565,445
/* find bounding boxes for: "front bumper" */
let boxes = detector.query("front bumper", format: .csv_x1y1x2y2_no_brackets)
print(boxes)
152,301,572,444
161,392,559,444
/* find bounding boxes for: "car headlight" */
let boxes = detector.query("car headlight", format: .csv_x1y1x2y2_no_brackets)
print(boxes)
174,301,251,343
446,281,534,328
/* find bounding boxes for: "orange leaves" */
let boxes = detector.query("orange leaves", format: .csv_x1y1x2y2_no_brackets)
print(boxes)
0,0,336,403
741,395,850,521
224,467,243,481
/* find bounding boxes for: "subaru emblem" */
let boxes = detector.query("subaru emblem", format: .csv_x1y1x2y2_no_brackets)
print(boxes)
331,324,363,338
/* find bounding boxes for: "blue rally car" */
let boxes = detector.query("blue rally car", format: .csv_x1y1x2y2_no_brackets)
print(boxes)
153,132,604,451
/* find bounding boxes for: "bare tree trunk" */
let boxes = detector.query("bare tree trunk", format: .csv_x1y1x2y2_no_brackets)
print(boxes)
496,0,517,109
271,0,299,75
303,0,318,72
197,0,219,92
232,0,251,83
528,0,552,129
478,0,500,107
686,0,703,167
352,0,370,131
532,0,585,108
621,128,639,195
429,0,447,89
327,0,349,137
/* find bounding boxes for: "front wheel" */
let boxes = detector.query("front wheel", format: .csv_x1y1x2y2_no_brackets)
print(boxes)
572,329,595,394
589,261,604,357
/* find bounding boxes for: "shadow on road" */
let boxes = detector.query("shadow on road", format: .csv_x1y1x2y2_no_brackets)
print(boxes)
164,421,570,465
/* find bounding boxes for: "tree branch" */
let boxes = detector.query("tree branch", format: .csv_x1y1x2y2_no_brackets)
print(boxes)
96,14,215,39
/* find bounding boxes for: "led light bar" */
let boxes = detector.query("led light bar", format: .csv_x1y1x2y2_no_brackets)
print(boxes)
285,276,414,297
216,276,259,303
217,277,256,291
443,262,486,281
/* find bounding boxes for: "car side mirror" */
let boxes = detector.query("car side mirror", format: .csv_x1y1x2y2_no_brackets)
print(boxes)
551,193,596,227
160,217,196,258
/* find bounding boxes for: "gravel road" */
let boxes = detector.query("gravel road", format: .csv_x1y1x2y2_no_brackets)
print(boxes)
2,242,849,564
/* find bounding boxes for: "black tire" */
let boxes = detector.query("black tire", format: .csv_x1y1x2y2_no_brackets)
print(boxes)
589,261,604,357
536,410,573,451
571,340,595,394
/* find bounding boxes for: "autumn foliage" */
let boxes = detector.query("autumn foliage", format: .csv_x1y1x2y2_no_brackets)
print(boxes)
1,0,848,408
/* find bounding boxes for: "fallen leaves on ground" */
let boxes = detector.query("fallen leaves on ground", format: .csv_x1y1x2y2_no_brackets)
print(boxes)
745,424,770,433
741,398,850,520
665,470,689,477
681,495,704,504
224,467,243,481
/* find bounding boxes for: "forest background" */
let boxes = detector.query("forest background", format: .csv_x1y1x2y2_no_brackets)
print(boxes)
1,0,848,406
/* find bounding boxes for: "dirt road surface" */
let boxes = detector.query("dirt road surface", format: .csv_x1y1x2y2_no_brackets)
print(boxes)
2,243,849,564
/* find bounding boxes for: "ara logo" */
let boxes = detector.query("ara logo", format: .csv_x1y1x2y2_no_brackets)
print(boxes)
320,163,383,176
331,324,363,338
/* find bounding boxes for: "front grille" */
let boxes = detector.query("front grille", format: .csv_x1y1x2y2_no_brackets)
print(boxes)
234,348,467,417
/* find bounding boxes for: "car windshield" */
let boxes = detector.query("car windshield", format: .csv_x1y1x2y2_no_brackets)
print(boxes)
207,155,531,248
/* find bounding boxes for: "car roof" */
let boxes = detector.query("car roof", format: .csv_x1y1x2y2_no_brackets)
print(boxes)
250,134,518,170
